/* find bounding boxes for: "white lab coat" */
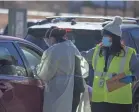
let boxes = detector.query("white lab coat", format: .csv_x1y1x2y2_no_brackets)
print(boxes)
37,40,91,112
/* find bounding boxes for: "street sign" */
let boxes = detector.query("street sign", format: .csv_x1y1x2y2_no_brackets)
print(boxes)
8,8,27,38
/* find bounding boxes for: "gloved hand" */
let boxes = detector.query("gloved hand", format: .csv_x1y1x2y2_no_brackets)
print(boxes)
119,76,136,84
87,85,92,101
88,85,92,93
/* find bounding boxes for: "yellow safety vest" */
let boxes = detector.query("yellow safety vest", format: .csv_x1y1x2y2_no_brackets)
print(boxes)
92,45,136,104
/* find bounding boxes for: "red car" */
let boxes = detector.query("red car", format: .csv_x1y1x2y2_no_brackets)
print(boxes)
0,35,44,112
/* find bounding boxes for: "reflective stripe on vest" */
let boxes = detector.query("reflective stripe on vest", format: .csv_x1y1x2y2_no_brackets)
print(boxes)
92,45,134,104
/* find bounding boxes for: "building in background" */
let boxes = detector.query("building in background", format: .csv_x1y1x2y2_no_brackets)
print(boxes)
0,1,135,16
0,1,138,29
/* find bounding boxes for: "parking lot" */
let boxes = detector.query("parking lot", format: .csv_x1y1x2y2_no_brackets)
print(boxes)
1,1,139,112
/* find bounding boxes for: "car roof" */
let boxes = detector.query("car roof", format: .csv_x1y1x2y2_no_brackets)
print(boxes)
30,22,103,30
46,15,114,19
45,16,137,23
121,24,139,29
0,35,28,42
29,21,139,31
45,15,114,22
0,35,43,51
45,15,136,21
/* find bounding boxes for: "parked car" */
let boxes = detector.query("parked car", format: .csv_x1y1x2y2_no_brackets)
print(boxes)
0,35,44,112
26,19,139,51
45,15,138,23
25,16,137,51
26,19,139,112
1,19,44,36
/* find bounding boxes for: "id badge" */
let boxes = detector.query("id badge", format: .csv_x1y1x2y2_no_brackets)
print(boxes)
99,78,105,87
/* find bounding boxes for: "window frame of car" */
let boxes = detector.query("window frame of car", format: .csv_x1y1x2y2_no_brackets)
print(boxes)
122,30,131,46
127,28,139,53
15,41,43,78
0,41,28,76
24,34,49,50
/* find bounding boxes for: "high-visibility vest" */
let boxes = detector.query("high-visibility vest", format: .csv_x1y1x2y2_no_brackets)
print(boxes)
91,45,136,104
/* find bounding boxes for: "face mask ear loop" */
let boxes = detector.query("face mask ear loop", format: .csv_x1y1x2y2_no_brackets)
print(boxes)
44,28,51,38
44,29,50,45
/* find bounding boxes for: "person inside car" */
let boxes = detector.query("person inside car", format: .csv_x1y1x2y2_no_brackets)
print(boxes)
0,56,16,75
81,16,139,112
37,27,91,112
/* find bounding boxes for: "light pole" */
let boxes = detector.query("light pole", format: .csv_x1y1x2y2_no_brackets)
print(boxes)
123,1,127,17
104,1,108,16
3,1,4,8
133,1,137,18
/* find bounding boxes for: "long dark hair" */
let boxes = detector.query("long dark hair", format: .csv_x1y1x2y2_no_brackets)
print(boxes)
99,31,125,57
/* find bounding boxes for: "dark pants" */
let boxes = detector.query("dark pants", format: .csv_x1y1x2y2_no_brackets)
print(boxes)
72,92,81,112
91,102,132,112
72,74,85,112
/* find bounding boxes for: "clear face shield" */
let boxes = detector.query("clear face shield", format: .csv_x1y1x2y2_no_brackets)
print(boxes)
44,27,59,47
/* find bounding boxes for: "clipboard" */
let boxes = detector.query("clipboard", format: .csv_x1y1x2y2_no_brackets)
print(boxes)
106,73,127,92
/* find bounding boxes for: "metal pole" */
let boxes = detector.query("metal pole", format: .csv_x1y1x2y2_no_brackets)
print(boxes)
133,1,137,18
123,1,127,17
8,8,27,38
104,1,108,16
3,1,5,8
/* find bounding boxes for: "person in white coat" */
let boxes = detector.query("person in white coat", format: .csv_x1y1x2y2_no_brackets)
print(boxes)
37,27,91,112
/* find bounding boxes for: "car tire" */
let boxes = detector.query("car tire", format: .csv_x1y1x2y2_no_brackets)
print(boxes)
132,96,139,112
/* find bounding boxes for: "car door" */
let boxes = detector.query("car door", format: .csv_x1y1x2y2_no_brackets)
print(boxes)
16,42,43,76
0,42,44,112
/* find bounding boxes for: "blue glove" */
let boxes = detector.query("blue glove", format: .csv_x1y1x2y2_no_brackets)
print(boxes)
88,85,92,100
88,85,92,93
119,76,136,84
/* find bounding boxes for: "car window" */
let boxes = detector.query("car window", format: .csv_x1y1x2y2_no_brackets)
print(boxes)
27,28,102,51
25,34,48,50
130,29,139,39
130,29,139,53
122,31,130,46
67,29,102,51
0,43,26,76
19,45,41,70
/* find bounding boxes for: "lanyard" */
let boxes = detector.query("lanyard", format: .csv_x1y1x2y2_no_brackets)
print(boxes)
103,48,110,73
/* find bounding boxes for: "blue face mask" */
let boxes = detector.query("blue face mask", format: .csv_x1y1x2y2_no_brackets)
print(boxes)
102,37,112,47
